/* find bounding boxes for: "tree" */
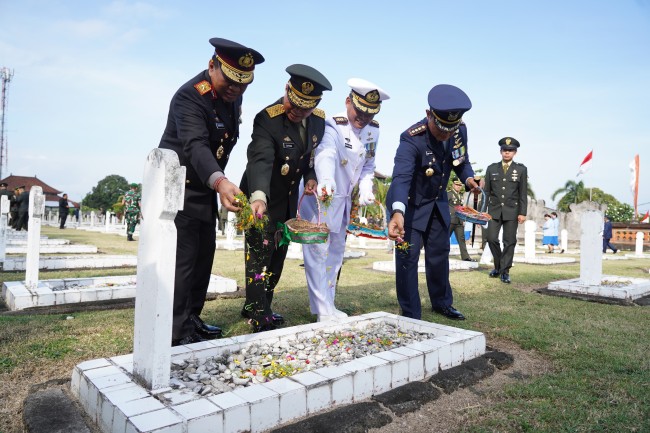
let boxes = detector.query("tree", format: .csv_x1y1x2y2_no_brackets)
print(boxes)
552,180,587,212
607,203,634,222
82,175,129,212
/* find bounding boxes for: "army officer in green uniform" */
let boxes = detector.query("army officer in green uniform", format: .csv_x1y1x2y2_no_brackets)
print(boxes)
484,137,528,284
240,64,332,332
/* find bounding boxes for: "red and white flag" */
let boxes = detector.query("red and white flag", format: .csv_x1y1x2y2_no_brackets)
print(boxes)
576,150,593,177
640,210,649,223
630,154,640,218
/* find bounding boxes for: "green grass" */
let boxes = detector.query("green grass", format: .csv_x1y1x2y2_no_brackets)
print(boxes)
1,226,649,432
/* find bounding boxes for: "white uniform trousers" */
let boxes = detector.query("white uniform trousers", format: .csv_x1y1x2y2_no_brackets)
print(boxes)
303,218,347,315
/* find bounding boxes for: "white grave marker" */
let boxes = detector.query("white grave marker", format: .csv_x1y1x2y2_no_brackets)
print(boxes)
579,210,603,285
524,220,536,259
132,149,185,390
25,187,45,289
90,211,96,227
225,211,237,244
105,210,111,232
561,229,568,252
635,232,644,256
0,196,9,262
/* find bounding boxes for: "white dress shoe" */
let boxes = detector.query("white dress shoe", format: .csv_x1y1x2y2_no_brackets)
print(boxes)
317,314,336,322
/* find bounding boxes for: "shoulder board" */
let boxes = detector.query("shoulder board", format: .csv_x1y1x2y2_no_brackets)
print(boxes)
193,80,212,96
369,120,380,128
313,108,326,119
408,124,427,136
333,116,348,125
265,104,286,118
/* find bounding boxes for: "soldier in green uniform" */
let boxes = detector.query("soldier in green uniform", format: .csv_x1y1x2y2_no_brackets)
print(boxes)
122,183,141,241
484,137,528,283
240,64,332,332
448,179,474,261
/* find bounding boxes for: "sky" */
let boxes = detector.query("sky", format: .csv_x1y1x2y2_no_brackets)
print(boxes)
1,0,649,213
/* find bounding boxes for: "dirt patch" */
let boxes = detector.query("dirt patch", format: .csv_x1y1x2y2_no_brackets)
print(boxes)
368,339,553,433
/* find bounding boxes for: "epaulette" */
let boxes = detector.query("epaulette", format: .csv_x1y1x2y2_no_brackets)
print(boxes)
313,108,326,119
408,124,427,136
333,116,348,125
193,80,212,96
265,104,286,118
369,120,380,128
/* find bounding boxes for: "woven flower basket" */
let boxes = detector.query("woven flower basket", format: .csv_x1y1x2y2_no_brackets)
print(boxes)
284,192,329,244
347,200,388,240
455,188,492,226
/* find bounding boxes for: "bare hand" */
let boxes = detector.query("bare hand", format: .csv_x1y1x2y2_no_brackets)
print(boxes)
304,179,317,195
217,179,242,212
517,215,526,224
251,200,267,218
467,178,481,195
388,213,405,240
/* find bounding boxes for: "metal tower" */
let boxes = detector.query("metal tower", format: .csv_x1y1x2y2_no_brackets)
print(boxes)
1,67,14,180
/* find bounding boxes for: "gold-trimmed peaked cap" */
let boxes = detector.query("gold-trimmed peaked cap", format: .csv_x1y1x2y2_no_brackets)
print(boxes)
209,37,264,85
498,136,520,150
428,84,472,132
347,77,390,115
285,64,332,109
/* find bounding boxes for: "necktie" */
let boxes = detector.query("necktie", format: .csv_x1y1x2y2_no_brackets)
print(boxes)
502,163,508,174
299,120,307,145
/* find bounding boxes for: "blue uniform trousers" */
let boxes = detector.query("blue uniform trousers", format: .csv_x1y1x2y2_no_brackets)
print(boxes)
395,204,453,319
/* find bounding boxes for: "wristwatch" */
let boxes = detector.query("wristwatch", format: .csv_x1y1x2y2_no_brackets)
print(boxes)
391,209,404,217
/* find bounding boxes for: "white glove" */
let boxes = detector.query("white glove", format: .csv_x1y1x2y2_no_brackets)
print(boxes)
317,180,335,198
358,190,376,206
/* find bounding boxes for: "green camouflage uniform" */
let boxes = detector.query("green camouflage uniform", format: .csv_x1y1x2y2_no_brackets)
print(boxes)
123,189,141,236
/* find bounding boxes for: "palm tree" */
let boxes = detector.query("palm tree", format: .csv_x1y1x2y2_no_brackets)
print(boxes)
552,180,586,211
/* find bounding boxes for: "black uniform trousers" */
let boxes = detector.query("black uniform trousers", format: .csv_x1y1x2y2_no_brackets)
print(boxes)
395,205,453,320
59,210,68,228
486,217,518,274
172,212,216,340
16,210,28,231
243,225,288,327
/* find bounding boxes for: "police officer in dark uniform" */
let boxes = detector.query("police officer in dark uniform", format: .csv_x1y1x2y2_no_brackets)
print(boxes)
448,179,474,261
240,64,332,332
158,38,264,346
387,84,479,320
9,187,19,228
15,186,29,231
484,137,528,284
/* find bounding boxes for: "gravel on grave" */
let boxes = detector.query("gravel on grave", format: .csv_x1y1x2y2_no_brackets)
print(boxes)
50,279,137,292
169,322,433,397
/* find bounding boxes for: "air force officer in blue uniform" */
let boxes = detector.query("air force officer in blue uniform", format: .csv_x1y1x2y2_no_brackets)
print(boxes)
386,85,479,320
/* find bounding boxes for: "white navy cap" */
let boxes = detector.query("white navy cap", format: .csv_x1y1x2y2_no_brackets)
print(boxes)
347,78,390,114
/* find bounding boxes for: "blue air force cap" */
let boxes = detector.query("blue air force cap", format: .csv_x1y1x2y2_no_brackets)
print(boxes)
427,84,472,132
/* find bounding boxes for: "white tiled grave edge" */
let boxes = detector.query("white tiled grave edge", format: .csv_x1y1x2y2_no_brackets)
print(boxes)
547,274,650,300
72,312,485,433
2,274,236,311
0,254,138,271
373,258,478,272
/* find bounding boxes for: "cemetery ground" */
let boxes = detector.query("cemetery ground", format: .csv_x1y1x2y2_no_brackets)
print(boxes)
0,228,648,433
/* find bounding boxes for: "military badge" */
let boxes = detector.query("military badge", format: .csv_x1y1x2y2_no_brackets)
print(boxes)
281,164,290,176
238,53,254,68
313,134,318,143
341,159,348,166
505,137,512,145
366,90,380,103
425,168,434,177
302,82,314,95
194,80,212,95
216,145,224,159
453,159,460,166
365,142,376,158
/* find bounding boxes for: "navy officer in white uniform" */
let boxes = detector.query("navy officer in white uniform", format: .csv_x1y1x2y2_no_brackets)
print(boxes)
386,84,479,320
301,78,389,321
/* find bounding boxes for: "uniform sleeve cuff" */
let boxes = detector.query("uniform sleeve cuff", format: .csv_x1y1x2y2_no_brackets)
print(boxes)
250,190,267,205
208,172,225,190
391,202,406,214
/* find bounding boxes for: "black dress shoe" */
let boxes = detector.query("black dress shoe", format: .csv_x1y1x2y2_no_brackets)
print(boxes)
171,333,207,347
463,258,476,262
252,322,277,333
500,273,511,284
241,309,285,325
489,269,500,278
432,306,466,320
189,314,222,338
